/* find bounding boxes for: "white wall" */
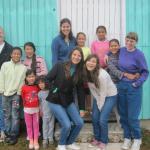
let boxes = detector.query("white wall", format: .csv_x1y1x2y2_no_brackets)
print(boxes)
58,0,126,47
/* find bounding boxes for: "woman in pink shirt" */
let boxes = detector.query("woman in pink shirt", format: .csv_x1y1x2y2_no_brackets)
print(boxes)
23,42,48,76
91,26,109,68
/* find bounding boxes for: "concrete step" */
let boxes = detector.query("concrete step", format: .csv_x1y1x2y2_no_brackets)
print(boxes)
76,143,122,150
54,123,123,143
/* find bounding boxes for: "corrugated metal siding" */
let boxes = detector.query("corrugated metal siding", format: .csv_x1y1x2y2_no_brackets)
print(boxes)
58,0,126,46
126,0,150,119
0,0,58,69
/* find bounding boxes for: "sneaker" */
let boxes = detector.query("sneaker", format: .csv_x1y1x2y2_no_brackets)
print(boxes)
67,143,80,150
48,139,54,145
29,139,34,149
96,142,106,150
88,139,100,148
43,139,48,149
29,143,34,149
131,139,142,150
57,145,67,150
34,143,40,150
7,137,18,145
121,138,132,150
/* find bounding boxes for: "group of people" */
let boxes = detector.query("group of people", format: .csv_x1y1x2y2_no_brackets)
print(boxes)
0,17,149,150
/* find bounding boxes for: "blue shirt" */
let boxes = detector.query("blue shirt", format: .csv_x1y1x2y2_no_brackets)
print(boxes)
51,34,76,66
118,47,149,87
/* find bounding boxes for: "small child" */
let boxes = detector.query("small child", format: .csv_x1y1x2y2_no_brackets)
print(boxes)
0,47,26,144
107,39,140,83
76,32,91,60
21,69,40,150
37,76,54,149
76,32,91,117
91,26,109,68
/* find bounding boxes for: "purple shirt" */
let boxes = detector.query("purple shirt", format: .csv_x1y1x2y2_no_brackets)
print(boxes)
118,47,149,87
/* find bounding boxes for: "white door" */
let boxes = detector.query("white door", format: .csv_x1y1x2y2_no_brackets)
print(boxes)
58,0,126,46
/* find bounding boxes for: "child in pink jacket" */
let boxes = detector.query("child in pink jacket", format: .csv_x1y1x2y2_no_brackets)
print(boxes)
91,26,109,68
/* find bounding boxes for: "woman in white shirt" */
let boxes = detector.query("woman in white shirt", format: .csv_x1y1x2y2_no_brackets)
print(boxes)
83,54,117,150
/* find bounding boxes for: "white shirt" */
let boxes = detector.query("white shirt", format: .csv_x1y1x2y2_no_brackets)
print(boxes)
0,42,5,54
88,68,117,111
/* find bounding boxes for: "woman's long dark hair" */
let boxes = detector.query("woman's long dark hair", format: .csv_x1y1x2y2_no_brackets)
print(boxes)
60,18,74,40
24,42,37,74
83,54,100,88
64,47,84,84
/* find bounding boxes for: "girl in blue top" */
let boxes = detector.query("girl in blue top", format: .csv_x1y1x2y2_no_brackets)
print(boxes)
51,18,76,66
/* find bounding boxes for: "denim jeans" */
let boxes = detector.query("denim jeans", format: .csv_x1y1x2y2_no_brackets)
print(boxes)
92,95,117,144
0,95,5,131
2,94,20,136
49,102,84,145
117,81,142,139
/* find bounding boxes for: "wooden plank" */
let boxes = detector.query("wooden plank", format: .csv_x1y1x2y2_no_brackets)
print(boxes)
76,0,83,32
71,0,77,36
82,0,88,46
87,0,94,46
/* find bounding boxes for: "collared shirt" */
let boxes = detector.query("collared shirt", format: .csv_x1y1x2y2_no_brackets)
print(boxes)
51,34,76,66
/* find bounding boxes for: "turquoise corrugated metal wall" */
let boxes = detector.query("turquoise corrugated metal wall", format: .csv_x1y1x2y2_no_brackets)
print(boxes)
0,0,58,69
126,0,150,119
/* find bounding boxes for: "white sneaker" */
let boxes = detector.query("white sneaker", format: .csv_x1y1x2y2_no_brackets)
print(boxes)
57,145,67,150
131,139,142,150
121,138,132,149
67,143,80,150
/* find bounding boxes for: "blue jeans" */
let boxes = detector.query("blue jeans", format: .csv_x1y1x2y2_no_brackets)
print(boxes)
0,95,5,131
49,102,84,145
92,96,117,144
118,81,142,139
2,94,20,136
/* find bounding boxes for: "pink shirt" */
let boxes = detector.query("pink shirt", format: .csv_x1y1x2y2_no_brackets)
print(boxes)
91,40,109,68
23,56,48,76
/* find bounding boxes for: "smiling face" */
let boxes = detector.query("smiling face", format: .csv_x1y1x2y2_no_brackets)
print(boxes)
60,22,71,37
86,57,97,71
26,73,36,85
96,28,106,41
109,41,120,54
11,49,21,63
71,50,82,65
125,38,137,50
24,45,35,58
77,33,86,47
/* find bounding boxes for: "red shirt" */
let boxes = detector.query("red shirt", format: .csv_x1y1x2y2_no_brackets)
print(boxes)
21,85,39,108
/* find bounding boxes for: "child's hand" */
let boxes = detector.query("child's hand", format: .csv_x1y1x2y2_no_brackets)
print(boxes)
104,55,108,64
80,110,85,117
135,73,140,79
39,111,43,117
124,73,140,80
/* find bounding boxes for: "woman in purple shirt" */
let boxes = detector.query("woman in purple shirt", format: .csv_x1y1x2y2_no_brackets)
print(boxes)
118,32,149,150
